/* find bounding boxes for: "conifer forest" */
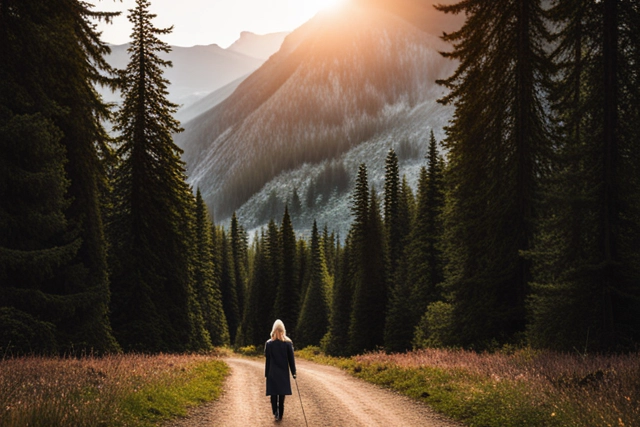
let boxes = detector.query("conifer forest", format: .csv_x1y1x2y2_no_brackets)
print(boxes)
1,0,640,358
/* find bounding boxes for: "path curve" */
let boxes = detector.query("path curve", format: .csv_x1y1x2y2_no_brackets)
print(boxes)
167,356,462,427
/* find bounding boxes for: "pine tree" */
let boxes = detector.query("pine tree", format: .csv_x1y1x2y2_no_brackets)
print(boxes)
384,149,402,281
258,220,281,339
349,165,388,354
218,228,240,345
109,0,206,351
436,0,552,348
410,134,445,321
0,0,119,353
322,225,337,278
527,0,640,351
193,190,230,346
238,231,267,346
297,239,311,307
324,234,354,356
296,221,331,348
273,207,300,336
290,188,302,221
231,213,248,320
383,153,417,353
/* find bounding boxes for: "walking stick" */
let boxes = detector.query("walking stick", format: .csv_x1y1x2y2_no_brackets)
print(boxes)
294,376,309,427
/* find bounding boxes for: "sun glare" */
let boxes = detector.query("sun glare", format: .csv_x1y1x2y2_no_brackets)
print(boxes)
313,0,346,11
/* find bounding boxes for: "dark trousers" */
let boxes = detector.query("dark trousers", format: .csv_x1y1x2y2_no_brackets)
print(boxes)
270,395,286,418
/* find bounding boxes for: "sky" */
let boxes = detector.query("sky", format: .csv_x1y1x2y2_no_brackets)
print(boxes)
89,0,344,48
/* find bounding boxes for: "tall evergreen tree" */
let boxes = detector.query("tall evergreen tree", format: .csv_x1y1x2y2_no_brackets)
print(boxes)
528,0,640,351
290,188,302,220
436,0,552,348
296,221,331,348
218,228,240,345
266,219,282,320
297,239,311,307
109,0,207,351
231,212,248,320
0,0,119,353
238,231,268,346
384,149,402,281
324,234,354,356
322,225,337,278
383,152,416,352
273,207,300,336
410,134,445,321
193,190,230,346
349,167,388,354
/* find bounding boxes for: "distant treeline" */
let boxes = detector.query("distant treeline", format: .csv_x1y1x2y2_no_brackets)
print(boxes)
2,0,640,355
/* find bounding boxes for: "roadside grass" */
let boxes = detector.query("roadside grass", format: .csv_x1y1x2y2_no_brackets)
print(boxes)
0,351,230,427
297,347,640,427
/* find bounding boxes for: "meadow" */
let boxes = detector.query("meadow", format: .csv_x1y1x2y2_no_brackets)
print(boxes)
0,352,229,427
297,347,640,427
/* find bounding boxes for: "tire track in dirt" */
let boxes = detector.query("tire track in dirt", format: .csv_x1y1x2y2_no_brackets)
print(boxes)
167,356,462,427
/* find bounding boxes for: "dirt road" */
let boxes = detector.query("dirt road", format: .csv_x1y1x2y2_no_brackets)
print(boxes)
167,356,462,427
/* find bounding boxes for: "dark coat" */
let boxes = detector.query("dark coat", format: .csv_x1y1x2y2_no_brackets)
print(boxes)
265,339,296,396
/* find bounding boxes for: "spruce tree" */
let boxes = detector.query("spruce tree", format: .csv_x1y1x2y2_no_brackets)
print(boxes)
218,228,240,345
384,149,402,281
0,0,119,353
231,213,248,320
273,207,300,336
194,190,230,346
436,0,552,348
266,219,282,323
238,231,267,346
109,0,206,351
410,134,445,322
528,0,640,351
322,225,337,278
324,234,354,356
349,166,388,354
296,221,331,348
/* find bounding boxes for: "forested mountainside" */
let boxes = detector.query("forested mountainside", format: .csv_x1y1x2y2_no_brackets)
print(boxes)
176,1,460,225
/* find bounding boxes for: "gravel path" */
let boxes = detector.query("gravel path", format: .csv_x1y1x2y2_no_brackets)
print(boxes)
167,356,462,427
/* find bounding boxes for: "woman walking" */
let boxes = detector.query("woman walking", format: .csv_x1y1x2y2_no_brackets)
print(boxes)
265,319,297,421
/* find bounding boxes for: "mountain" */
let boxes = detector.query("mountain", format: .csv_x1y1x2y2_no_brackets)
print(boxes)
175,75,249,124
98,31,289,110
175,0,462,234
228,31,290,60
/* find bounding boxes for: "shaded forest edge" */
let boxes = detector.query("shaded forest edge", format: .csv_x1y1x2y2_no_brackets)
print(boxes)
0,352,229,427
296,346,640,427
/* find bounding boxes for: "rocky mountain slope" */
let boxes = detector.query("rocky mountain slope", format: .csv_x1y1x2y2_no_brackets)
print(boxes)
175,0,461,232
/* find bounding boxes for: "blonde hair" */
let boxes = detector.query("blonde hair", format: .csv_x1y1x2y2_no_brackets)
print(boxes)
270,319,292,342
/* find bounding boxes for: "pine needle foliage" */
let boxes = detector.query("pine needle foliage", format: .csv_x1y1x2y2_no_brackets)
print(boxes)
217,228,240,345
436,0,553,348
109,0,206,352
0,0,119,354
193,190,230,347
349,165,388,354
273,206,301,337
296,221,331,348
527,0,640,351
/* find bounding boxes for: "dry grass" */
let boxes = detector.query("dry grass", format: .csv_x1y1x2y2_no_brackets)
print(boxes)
0,352,229,427
298,347,640,426
360,349,640,427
